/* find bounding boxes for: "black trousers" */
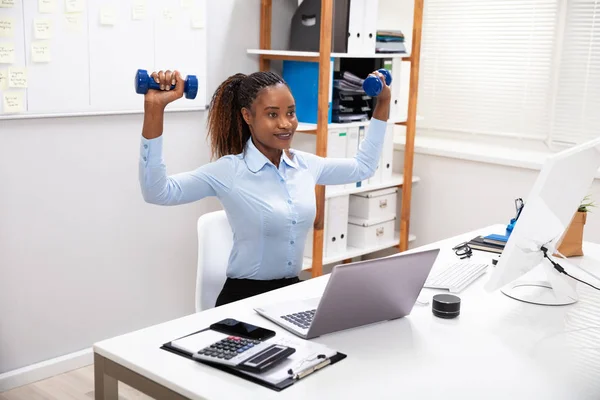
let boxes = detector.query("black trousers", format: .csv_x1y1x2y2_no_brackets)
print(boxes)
215,277,300,307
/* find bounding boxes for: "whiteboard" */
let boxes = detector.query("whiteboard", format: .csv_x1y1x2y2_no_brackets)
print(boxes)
0,0,207,119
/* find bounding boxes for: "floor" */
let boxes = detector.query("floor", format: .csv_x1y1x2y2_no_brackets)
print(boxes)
0,365,151,400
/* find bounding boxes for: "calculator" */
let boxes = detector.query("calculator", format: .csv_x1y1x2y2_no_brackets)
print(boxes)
192,335,295,373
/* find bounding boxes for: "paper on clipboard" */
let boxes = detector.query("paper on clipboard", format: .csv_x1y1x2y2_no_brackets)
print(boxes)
238,336,337,385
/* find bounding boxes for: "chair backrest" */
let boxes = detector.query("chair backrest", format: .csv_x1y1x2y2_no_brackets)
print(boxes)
195,210,233,312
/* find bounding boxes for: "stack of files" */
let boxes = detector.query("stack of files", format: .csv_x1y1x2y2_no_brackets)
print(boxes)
376,30,407,54
332,71,370,123
467,236,506,254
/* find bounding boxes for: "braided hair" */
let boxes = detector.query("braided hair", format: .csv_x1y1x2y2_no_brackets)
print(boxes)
206,71,287,159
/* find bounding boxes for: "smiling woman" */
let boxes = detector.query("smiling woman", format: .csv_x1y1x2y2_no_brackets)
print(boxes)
139,69,391,307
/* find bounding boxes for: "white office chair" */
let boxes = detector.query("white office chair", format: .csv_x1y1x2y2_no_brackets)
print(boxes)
195,210,233,312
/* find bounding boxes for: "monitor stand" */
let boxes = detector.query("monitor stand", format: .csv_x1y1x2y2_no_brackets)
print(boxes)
501,280,578,306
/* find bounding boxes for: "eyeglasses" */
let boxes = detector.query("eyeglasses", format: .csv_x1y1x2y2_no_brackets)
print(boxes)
453,242,473,259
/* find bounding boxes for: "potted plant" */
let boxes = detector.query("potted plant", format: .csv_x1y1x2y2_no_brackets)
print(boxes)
556,195,595,257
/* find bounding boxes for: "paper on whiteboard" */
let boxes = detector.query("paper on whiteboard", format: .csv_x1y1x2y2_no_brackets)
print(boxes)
34,18,53,40
131,0,146,21
0,69,7,90
32,41,51,63
191,8,204,29
100,5,117,26
64,14,83,32
159,8,177,25
0,43,15,64
0,17,14,38
8,67,27,88
65,0,84,13
39,0,56,14
3,92,24,113
0,0,15,8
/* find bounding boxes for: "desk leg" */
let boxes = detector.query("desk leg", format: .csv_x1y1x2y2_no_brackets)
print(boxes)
94,353,118,400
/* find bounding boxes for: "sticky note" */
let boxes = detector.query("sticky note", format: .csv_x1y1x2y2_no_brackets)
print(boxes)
8,67,27,88
3,92,24,113
0,17,14,38
100,5,117,26
39,0,56,13
34,18,53,40
191,8,204,29
0,43,15,64
0,69,7,90
65,0,84,13
65,13,82,32
0,0,15,8
181,0,194,9
132,0,146,21
160,9,176,25
32,41,51,62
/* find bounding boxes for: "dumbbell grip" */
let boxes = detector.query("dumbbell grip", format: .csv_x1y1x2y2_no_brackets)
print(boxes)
147,79,176,92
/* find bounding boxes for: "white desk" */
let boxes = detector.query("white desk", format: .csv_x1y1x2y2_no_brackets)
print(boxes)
93,224,600,400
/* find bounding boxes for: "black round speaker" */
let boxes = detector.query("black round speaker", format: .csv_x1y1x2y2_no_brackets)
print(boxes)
432,294,461,319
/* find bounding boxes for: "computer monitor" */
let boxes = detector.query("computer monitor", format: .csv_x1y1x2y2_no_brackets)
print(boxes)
484,137,600,306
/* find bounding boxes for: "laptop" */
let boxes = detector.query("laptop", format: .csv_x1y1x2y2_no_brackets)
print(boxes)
254,248,440,339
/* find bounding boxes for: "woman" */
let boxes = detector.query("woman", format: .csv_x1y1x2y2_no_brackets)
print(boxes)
140,69,391,306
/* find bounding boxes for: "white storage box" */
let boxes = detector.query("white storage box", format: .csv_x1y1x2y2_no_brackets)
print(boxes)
349,187,397,220
347,215,396,249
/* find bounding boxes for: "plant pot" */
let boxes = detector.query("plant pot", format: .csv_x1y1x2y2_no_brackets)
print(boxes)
556,211,587,257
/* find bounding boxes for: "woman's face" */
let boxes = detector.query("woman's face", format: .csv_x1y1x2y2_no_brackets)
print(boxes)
241,83,298,153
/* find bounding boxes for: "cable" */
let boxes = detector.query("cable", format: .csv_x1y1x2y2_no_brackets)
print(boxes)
540,246,600,292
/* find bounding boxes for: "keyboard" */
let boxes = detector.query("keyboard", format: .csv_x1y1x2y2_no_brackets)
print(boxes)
280,309,316,330
424,261,489,293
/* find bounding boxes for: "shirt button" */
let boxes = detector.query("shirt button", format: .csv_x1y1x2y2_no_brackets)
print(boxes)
144,144,148,149
287,200,292,204
280,178,284,183
143,156,147,161
290,241,295,245
292,221,297,224
288,262,292,266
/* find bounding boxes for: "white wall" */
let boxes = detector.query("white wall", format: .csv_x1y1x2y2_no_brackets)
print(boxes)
392,150,600,248
0,0,260,375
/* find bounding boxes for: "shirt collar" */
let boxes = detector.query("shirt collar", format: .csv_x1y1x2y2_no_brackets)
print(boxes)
244,138,298,172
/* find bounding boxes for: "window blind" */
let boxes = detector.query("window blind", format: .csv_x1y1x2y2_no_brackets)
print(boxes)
418,0,560,141
551,0,600,145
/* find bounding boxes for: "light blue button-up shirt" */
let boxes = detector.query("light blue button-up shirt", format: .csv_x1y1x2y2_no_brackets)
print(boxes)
139,118,387,280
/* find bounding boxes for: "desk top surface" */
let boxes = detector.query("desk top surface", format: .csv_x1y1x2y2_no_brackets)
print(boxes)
94,225,600,400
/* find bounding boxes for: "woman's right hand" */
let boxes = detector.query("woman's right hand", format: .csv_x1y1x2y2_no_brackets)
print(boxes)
144,70,185,110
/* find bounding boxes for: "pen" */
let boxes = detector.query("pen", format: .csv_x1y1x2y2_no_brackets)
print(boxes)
292,358,331,380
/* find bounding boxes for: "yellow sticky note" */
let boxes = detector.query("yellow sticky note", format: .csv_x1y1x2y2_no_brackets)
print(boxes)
32,41,51,62
3,92,24,113
0,69,7,90
65,0,84,13
8,67,27,88
34,18,53,40
160,9,176,25
100,5,117,26
0,43,15,64
0,0,15,8
132,0,146,21
191,8,204,29
181,0,194,9
0,17,15,38
65,13,82,32
39,0,56,13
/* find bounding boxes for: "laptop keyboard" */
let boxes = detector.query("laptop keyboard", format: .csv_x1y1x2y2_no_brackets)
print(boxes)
280,309,316,330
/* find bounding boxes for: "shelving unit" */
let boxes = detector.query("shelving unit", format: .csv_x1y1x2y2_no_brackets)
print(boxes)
251,0,423,277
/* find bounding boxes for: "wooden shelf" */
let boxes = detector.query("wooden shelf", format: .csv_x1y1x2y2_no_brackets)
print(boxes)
247,49,409,61
326,174,421,199
302,232,417,270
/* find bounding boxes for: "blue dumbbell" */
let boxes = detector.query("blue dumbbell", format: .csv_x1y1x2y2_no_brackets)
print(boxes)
363,68,392,97
135,69,198,100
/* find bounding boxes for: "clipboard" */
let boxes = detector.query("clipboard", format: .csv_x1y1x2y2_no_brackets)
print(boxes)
160,327,347,392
